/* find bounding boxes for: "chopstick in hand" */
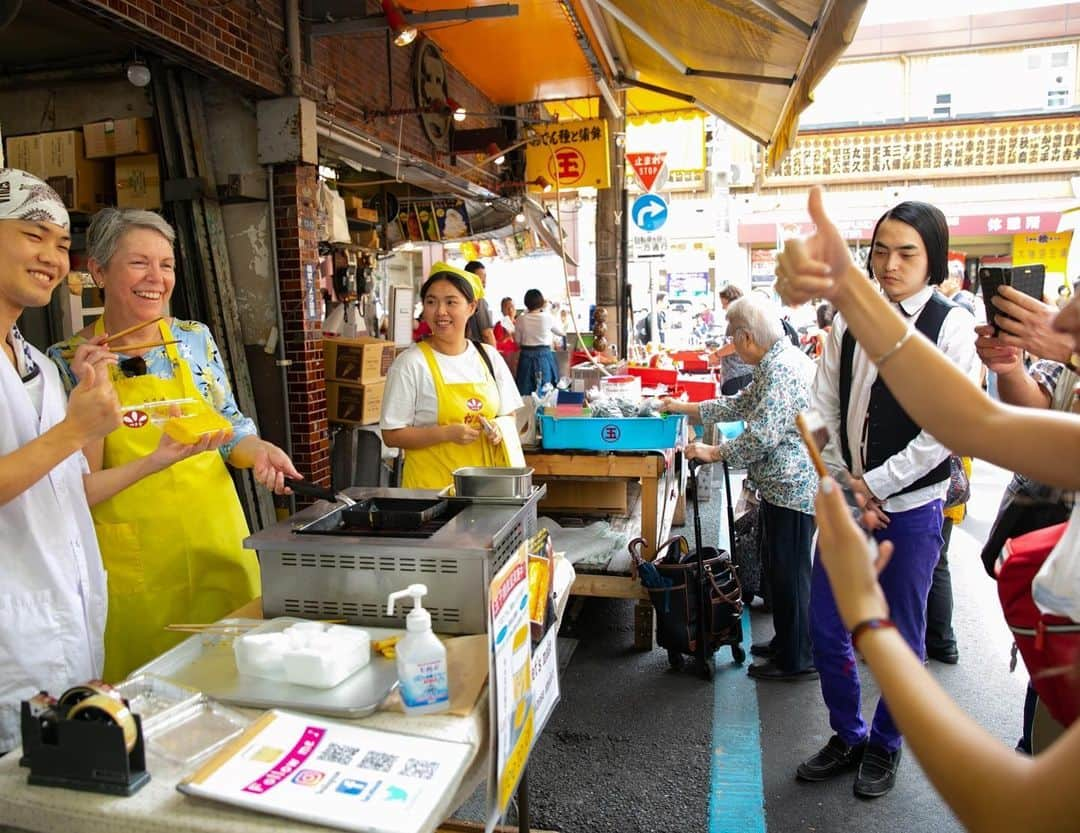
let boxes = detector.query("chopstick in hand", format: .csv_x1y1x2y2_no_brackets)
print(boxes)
100,316,165,345
109,338,180,353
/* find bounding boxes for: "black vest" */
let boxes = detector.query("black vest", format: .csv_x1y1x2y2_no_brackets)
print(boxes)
839,292,955,500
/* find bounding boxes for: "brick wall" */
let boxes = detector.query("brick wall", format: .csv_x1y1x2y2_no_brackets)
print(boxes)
70,0,498,175
273,163,330,487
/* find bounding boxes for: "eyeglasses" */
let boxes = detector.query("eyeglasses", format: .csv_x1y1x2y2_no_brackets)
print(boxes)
118,356,148,378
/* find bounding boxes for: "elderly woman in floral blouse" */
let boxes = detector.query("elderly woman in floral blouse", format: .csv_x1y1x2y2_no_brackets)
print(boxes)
48,208,301,680
663,295,819,682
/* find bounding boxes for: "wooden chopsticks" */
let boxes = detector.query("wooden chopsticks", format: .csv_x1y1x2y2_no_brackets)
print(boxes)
60,316,169,359
100,316,165,345
109,338,180,353
165,618,347,634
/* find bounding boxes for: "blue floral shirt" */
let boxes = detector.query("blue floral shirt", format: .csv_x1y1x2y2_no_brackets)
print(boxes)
47,319,257,459
699,340,818,514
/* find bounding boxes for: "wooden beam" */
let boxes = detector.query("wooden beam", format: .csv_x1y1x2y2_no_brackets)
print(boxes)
571,574,647,600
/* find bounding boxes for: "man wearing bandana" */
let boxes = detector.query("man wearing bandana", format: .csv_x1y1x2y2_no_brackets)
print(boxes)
0,169,122,755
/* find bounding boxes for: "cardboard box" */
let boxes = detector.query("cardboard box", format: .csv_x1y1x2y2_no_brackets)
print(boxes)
326,379,385,425
83,118,156,158
41,131,110,213
535,479,628,515
323,336,395,383
6,134,45,177
116,154,161,209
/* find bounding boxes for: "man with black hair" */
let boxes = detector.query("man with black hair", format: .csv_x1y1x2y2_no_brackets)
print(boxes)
798,201,977,798
463,260,496,347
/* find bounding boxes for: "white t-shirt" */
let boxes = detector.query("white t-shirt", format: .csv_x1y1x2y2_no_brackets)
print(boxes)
515,310,565,347
381,341,523,431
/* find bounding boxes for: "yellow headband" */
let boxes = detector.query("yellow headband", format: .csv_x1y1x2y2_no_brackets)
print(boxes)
429,260,484,300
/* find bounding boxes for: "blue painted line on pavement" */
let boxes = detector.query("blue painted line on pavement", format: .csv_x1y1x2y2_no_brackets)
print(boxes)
707,606,765,833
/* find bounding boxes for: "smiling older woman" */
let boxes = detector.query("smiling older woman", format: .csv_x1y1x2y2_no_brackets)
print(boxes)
48,207,301,681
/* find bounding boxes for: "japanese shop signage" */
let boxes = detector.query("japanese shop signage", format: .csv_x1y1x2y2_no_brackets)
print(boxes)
626,151,668,191
767,116,1080,184
524,118,610,189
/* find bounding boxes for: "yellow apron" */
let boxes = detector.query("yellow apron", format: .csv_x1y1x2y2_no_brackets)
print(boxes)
92,319,258,681
402,341,509,489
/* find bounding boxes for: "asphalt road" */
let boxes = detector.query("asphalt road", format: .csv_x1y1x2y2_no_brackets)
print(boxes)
460,459,1025,833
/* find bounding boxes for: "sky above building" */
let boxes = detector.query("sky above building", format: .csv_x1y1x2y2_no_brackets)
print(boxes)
861,0,1064,25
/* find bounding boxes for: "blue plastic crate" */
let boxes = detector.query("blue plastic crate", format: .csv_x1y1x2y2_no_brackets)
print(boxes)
539,414,685,451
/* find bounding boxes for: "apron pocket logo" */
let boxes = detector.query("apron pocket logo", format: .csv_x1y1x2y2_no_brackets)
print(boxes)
122,409,149,428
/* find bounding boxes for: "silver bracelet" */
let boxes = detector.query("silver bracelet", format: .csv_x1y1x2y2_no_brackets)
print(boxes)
873,327,914,368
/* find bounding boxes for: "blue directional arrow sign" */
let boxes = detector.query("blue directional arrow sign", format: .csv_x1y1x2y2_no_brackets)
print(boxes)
631,193,668,232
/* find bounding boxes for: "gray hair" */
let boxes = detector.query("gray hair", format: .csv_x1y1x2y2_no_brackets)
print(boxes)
86,207,176,267
726,296,785,348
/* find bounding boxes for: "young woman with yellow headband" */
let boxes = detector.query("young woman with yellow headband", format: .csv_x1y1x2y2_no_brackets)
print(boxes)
380,263,522,489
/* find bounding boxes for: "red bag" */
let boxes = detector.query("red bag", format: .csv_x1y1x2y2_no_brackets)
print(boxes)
997,521,1080,728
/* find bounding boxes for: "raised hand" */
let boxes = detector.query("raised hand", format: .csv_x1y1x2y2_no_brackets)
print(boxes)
974,324,1022,375
775,187,859,306
991,285,1074,363
70,334,117,383
66,362,121,443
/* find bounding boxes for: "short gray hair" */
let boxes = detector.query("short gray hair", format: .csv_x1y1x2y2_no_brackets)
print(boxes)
725,296,785,348
86,207,176,267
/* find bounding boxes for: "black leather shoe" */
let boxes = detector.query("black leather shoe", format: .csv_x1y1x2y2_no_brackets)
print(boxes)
853,744,902,798
748,660,818,682
796,735,867,782
926,644,959,664
750,640,775,659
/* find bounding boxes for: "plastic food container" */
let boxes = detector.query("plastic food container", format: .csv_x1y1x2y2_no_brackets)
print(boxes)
114,674,201,729
144,697,249,765
453,466,534,498
127,397,233,444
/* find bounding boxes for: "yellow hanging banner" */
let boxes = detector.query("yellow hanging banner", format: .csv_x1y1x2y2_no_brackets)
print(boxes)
1012,231,1073,291
524,118,610,190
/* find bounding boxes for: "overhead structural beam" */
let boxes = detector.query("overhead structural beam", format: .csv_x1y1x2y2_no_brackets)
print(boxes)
595,0,687,75
616,72,772,147
704,0,781,35
309,3,518,38
595,0,792,86
742,0,814,37
686,67,793,85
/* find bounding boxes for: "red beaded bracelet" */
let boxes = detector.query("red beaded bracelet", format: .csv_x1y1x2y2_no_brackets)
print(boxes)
850,617,896,646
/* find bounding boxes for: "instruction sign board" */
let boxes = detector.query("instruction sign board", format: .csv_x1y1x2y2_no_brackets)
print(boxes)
631,193,669,259
626,151,668,192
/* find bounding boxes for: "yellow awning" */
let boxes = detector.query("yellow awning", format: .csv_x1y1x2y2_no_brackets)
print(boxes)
594,0,866,169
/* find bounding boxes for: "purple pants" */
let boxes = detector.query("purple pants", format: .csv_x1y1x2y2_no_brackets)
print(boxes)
809,500,944,753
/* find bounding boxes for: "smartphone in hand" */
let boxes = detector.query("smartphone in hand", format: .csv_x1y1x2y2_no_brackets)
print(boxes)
979,265,1046,333
795,410,867,515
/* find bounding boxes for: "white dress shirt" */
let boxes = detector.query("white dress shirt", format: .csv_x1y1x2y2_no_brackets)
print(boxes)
812,285,979,513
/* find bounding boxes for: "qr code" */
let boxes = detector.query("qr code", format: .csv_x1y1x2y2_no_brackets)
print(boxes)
358,750,398,772
317,742,359,765
399,758,440,780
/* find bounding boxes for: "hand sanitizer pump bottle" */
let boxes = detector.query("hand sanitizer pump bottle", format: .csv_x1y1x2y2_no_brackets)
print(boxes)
386,584,449,714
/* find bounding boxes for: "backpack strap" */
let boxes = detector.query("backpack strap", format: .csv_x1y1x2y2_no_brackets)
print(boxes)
472,339,496,381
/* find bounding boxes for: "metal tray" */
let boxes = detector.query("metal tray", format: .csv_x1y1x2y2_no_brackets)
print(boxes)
453,466,533,498
135,617,401,718
439,483,547,506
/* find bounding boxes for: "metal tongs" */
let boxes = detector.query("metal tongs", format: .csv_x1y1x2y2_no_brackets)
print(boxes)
283,477,357,507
